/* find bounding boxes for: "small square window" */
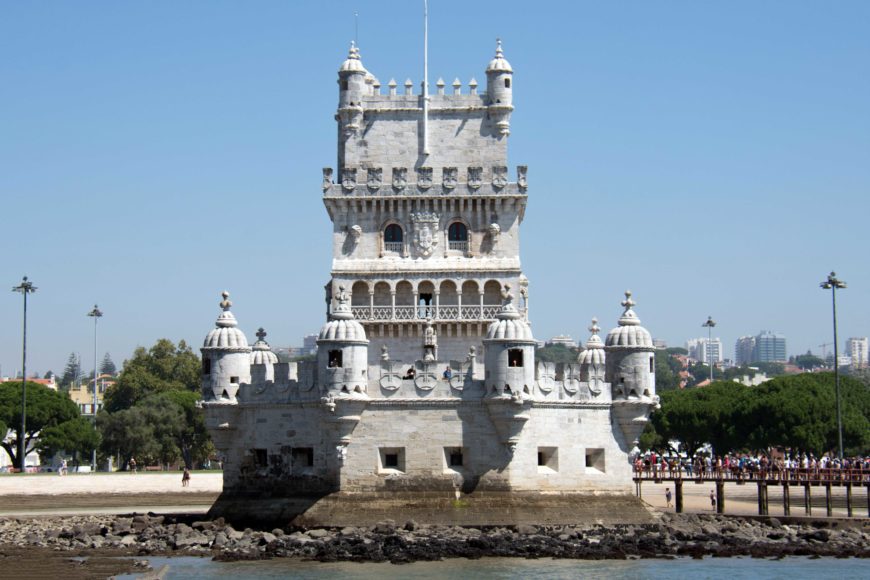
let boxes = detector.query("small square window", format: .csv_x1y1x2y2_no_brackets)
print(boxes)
444,447,465,472
328,350,343,368
378,447,405,473
292,447,314,469
585,448,606,473
253,448,268,468
537,447,558,473
508,349,523,367
230,376,239,384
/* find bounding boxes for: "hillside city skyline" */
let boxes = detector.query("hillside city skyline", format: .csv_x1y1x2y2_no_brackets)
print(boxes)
2,2,869,376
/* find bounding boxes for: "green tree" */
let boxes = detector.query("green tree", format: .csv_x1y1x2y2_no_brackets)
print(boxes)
792,352,825,371
37,417,100,468
0,382,80,469
162,390,213,468
103,339,200,413
654,350,681,391
666,347,688,356
99,353,117,376
98,407,156,469
60,353,81,391
536,344,578,364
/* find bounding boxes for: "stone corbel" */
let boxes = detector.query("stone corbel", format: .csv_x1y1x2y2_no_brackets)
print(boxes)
484,394,531,458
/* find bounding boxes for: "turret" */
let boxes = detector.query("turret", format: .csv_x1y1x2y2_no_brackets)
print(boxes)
483,284,536,396
486,39,514,136
201,292,251,403
604,291,656,401
250,327,279,383
316,285,369,394
337,41,367,139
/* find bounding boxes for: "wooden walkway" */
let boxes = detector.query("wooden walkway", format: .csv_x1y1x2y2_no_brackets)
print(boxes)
634,468,870,517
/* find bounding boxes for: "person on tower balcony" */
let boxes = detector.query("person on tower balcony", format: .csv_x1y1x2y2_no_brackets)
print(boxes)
443,366,452,380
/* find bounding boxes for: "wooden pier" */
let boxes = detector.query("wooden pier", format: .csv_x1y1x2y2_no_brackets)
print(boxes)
634,467,869,517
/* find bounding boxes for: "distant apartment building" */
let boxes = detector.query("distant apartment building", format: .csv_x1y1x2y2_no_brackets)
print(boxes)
302,333,319,356
846,337,868,368
755,331,787,363
734,336,756,366
686,337,723,364
68,374,114,416
546,335,577,349
653,338,668,349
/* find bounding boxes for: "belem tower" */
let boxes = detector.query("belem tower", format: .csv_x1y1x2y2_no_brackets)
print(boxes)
200,41,659,521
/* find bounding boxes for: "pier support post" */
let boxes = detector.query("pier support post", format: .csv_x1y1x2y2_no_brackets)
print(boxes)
716,479,724,514
782,483,790,516
846,482,853,517
675,479,683,513
757,480,769,515
825,483,833,517
804,483,812,516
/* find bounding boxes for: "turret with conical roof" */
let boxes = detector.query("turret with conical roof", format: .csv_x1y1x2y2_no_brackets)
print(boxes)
316,285,369,395
483,284,536,396
486,39,514,136
201,291,251,403
250,327,279,383
337,41,367,139
605,291,656,400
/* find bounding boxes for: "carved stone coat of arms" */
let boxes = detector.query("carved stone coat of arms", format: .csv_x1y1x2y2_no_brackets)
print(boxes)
410,212,440,258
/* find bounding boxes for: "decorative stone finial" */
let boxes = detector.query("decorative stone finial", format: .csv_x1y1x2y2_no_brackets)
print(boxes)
220,291,232,311
331,285,353,320
618,290,641,326
495,38,503,58
256,327,267,341
588,317,600,335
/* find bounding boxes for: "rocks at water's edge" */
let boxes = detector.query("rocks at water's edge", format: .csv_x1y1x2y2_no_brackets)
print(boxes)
0,513,867,563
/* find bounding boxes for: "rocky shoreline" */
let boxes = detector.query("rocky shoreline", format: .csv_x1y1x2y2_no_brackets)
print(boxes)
0,513,867,566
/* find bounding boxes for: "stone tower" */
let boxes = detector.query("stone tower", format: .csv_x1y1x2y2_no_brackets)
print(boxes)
323,40,529,368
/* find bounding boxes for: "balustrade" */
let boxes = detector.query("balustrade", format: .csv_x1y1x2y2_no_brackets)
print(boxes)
350,304,501,321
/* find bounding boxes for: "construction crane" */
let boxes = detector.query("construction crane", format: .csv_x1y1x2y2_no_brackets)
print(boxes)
819,343,833,361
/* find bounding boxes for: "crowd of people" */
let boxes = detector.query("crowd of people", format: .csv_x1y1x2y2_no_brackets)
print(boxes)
635,451,870,482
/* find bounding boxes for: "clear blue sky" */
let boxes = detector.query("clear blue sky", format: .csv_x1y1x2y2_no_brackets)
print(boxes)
2,1,869,376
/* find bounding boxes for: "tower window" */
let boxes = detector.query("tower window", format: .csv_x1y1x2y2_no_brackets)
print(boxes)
508,349,523,367
537,447,558,473
202,359,211,375
448,222,468,242
504,78,511,88
328,350,343,368
384,224,403,242
650,356,654,373
341,80,348,90
292,447,314,469
230,376,239,384
378,447,406,473
254,448,268,468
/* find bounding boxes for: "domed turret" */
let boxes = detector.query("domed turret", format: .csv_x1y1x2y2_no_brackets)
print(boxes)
483,285,536,396
201,292,251,403
486,39,514,136
605,291,656,400
337,41,367,138
316,285,369,394
250,327,279,382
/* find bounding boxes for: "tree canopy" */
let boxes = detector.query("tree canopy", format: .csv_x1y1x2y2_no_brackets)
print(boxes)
536,344,579,364
37,417,99,467
103,339,199,413
100,353,117,376
646,373,870,457
0,381,80,468
98,339,209,469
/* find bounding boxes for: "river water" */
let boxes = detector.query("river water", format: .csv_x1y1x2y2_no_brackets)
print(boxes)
120,556,864,579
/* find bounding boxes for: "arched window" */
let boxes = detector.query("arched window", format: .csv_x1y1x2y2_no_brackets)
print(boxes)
384,224,403,253
448,222,467,241
384,224,403,242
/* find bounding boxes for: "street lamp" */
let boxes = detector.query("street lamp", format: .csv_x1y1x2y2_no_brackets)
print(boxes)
820,271,846,461
702,316,716,384
87,304,103,472
11,276,37,472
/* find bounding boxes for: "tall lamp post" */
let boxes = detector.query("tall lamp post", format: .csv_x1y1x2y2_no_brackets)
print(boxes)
702,316,716,384
820,271,846,462
87,304,103,472
12,277,37,472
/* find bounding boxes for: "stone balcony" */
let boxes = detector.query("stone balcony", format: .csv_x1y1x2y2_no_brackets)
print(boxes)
351,304,509,323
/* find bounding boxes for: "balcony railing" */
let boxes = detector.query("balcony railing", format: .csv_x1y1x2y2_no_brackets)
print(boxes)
384,241,403,253
448,240,468,252
349,304,507,322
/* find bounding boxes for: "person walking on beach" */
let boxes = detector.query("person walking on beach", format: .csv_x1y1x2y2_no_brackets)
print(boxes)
710,490,717,511
665,487,672,508
182,467,191,487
